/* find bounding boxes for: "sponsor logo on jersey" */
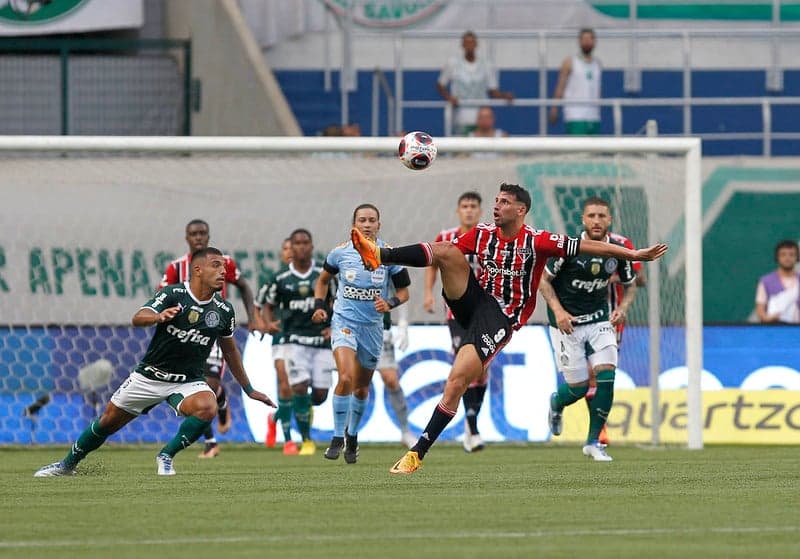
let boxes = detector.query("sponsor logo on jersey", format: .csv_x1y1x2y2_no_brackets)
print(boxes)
152,292,167,308
288,297,315,312
370,267,386,285
343,285,382,301
572,309,605,324
143,365,187,382
204,310,220,328
340,327,352,335
605,258,618,274
212,299,231,312
166,324,212,346
481,333,497,354
188,310,200,324
484,261,526,278
571,277,609,293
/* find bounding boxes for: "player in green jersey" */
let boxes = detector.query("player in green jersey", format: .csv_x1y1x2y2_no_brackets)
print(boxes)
540,197,639,461
256,238,298,453
34,248,275,477
260,229,334,456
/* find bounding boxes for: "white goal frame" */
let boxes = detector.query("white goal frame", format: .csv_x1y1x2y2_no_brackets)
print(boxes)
0,135,703,450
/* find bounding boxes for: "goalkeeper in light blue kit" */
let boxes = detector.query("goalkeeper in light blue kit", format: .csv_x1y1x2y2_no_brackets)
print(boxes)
311,204,410,464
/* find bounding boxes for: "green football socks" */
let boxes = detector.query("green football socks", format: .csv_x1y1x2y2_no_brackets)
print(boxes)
588,369,615,443
159,416,212,457
64,419,112,468
292,393,312,441
554,382,588,410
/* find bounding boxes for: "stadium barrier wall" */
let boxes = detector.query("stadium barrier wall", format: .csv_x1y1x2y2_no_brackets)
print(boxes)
3,324,798,446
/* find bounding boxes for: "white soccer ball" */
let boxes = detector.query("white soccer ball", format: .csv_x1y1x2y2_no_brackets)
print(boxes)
398,131,437,171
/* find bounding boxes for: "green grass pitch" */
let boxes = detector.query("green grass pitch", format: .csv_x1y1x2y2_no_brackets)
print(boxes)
1,444,797,559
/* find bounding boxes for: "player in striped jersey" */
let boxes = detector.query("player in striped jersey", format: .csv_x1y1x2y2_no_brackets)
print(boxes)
350,183,668,474
159,219,263,458
423,191,488,453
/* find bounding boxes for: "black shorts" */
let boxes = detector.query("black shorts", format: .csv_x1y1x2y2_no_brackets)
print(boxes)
444,273,513,365
447,319,467,354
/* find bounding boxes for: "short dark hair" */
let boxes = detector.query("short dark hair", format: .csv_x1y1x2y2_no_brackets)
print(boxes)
186,219,209,233
499,183,531,213
191,246,222,264
579,28,595,38
462,30,477,41
352,203,380,224
290,228,313,242
582,196,611,211
775,239,799,260
458,191,482,205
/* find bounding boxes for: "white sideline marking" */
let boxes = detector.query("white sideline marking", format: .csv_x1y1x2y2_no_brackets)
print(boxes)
0,526,797,548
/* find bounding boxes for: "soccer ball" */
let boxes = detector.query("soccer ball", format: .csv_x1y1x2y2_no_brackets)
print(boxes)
398,131,437,171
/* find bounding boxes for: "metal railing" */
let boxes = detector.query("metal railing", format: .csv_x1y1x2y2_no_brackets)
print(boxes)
373,95,800,156
371,69,396,137
0,38,192,136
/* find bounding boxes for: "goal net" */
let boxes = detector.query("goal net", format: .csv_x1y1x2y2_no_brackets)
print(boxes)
0,136,702,449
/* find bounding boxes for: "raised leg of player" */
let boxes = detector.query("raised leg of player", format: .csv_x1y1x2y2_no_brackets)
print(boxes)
160,391,216,457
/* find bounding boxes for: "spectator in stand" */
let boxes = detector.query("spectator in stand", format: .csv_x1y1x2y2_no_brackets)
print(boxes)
755,239,800,324
437,31,513,136
468,106,507,138
549,28,602,135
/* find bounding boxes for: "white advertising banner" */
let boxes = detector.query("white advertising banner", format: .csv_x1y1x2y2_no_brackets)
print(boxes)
0,0,142,36
241,324,561,444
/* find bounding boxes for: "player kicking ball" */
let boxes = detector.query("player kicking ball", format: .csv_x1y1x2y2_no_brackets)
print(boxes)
34,248,275,477
350,183,667,474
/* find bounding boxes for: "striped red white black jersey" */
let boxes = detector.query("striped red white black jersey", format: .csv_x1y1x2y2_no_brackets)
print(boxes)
435,226,482,321
452,223,580,330
158,252,241,298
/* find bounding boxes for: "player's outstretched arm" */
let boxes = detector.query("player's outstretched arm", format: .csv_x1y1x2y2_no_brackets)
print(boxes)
218,336,276,407
580,239,668,261
132,306,180,327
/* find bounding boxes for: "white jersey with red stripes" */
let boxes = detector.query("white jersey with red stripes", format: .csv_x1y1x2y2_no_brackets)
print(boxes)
158,252,241,298
452,223,579,330
435,225,482,320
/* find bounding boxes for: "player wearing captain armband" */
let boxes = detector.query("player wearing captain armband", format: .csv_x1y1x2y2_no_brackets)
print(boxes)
312,204,411,464
349,183,667,475
33,248,275,477
540,197,640,462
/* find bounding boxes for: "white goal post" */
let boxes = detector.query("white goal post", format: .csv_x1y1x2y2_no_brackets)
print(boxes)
0,135,702,449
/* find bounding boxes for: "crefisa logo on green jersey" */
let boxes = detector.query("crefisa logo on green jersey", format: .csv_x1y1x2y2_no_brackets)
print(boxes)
0,0,87,23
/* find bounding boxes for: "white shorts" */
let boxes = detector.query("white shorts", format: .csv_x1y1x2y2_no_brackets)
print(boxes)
110,372,215,416
549,321,618,384
377,329,397,370
286,345,335,389
272,342,289,362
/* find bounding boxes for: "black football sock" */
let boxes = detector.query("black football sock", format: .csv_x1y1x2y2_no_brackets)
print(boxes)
412,401,456,459
380,243,432,267
462,387,480,435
